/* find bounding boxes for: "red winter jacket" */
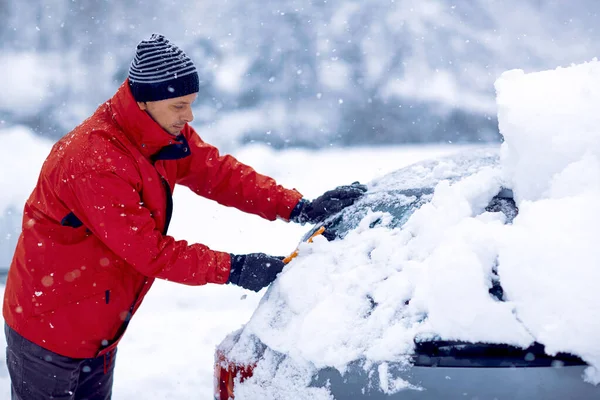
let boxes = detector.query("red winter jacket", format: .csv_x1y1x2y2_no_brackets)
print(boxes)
3,80,302,358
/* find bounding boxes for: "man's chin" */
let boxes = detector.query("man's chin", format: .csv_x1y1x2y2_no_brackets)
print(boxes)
165,127,183,135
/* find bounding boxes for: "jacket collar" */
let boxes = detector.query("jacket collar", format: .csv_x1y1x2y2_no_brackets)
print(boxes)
110,79,191,162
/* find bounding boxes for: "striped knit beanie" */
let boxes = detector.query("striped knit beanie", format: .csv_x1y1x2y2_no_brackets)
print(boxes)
128,34,199,102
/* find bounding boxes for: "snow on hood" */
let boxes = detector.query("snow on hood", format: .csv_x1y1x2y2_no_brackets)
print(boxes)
221,60,600,397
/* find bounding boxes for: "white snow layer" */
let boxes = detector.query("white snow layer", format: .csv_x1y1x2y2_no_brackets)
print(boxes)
221,60,600,397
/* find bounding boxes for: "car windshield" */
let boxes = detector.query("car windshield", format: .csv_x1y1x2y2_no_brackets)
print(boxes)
305,188,434,242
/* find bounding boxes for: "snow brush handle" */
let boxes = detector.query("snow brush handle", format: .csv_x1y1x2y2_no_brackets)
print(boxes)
283,226,326,264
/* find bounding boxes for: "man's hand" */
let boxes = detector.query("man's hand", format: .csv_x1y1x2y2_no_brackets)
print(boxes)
290,182,368,225
227,253,285,292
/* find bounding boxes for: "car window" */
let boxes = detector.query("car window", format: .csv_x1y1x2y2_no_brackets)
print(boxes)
303,188,434,242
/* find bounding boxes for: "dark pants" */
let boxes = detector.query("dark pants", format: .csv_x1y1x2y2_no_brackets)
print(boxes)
4,324,116,400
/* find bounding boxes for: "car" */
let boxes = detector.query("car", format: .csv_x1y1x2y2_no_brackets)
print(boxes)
214,149,599,400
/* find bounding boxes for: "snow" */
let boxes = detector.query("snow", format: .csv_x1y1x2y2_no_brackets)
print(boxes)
215,60,600,397
496,63,600,203
0,127,52,270
378,362,420,394
0,127,51,216
496,60,600,384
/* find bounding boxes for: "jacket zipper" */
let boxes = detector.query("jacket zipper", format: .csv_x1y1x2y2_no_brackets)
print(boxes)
99,176,172,354
160,176,173,235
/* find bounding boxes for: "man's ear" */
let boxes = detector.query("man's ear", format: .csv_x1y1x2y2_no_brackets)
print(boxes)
136,101,147,111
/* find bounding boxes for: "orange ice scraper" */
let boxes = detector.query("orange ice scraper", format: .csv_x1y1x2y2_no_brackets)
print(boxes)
283,226,326,264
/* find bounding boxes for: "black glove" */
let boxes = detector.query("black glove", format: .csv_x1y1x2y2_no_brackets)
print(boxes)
289,182,368,225
227,253,285,292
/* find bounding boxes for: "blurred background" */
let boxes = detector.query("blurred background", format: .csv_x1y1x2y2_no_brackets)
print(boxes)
1,0,599,150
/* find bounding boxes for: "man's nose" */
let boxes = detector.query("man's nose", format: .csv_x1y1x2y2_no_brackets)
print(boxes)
183,107,194,123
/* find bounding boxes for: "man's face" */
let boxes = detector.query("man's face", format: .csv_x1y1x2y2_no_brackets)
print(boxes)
137,93,197,135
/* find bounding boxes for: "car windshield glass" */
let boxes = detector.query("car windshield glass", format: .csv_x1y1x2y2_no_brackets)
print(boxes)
308,188,434,242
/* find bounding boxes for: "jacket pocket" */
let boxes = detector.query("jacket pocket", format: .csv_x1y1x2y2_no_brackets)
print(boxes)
30,272,115,317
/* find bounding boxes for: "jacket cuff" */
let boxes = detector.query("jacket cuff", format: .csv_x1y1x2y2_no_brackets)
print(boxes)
211,252,233,284
277,189,304,221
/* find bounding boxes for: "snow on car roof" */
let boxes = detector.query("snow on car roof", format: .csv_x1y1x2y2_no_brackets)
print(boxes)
368,147,500,191
223,60,600,397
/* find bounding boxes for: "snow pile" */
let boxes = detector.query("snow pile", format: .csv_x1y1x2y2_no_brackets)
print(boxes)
223,60,600,397
0,127,51,214
0,127,52,269
496,61,600,383
496,63,600,203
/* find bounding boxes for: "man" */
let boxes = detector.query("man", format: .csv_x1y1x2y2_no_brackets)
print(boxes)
2,34,366,399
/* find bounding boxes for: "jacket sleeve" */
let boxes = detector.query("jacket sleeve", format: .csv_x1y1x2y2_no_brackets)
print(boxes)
175,127,303,221
62,169,231,285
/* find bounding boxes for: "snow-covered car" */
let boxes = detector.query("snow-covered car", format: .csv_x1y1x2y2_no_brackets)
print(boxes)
214,149,599,400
